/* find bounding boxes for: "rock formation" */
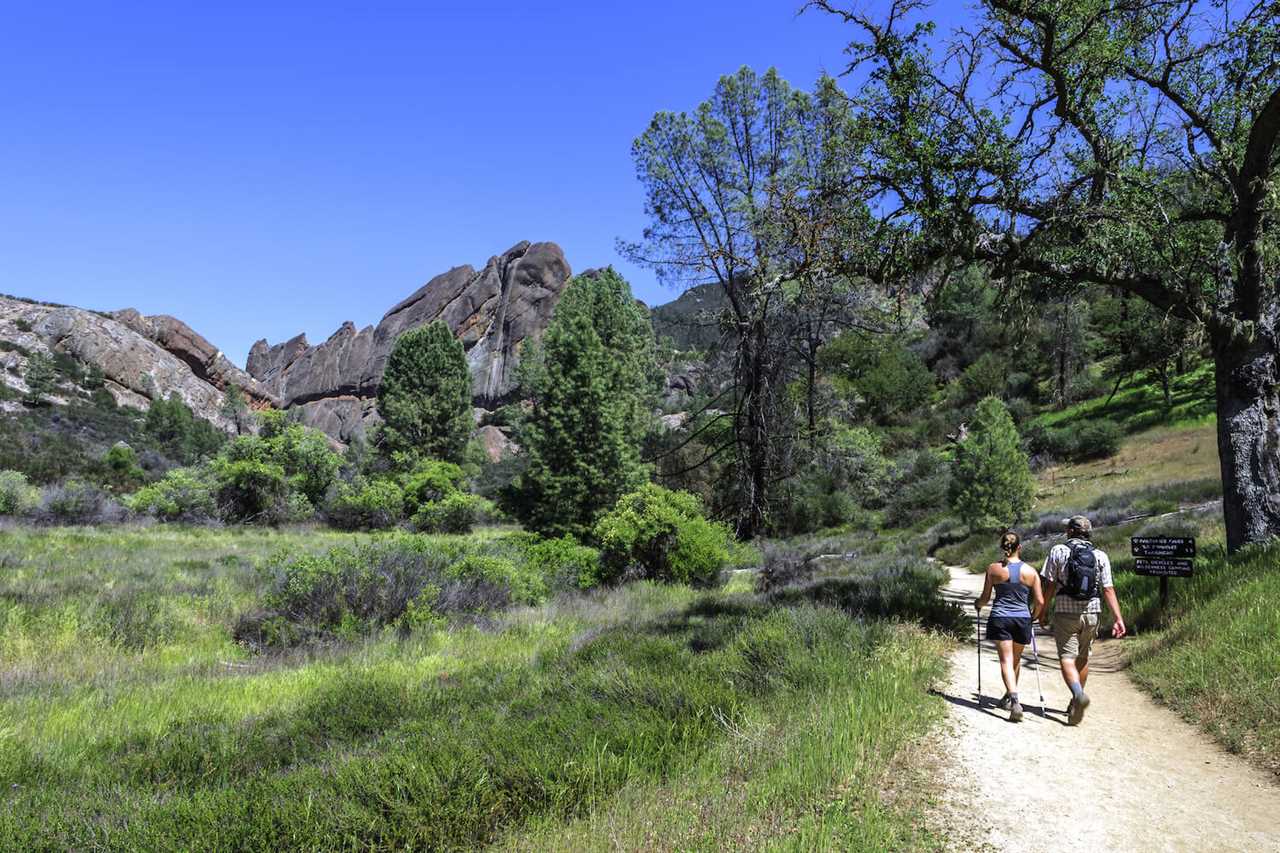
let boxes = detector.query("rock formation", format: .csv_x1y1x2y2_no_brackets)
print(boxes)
247,240,571,443
0,295,256,430
110,309,278,408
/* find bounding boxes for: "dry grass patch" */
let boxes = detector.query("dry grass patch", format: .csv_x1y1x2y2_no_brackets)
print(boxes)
1034,424,1219,511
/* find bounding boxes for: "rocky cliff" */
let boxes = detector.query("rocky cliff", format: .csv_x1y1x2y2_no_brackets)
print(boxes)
0,295,274,428
247,240,571,443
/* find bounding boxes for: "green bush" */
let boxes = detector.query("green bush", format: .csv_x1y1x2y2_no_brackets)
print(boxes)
124,467,218,522
325,479,405,530
884,450,952,528
258,411,343,506
145,393,227,464
950,396,1035,532
523,534,603,590
410,492,497,534
239,536,550,646
102,443,146,490
448,554,546,606
399,459,466,515
0,470,38,516
959,353,1007,402
212,458,288,523
594,484,734,587
1027,418,1123,462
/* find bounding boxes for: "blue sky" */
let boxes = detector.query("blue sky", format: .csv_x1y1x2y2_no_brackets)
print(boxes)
1,1,946,365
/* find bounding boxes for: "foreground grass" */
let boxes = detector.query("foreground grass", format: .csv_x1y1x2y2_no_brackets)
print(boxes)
1113,541,1280,778
0,525,953,850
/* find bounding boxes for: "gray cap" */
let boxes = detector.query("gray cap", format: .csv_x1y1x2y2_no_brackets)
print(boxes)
1064,514,1092,534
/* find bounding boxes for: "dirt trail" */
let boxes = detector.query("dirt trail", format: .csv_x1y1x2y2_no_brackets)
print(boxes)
933,565,1280,853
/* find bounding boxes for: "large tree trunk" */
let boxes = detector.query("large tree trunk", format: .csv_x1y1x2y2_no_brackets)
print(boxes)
1213,323,1280,553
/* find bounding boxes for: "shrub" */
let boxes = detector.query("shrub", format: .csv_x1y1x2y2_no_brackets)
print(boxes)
884,449,953,528
37,478,126,525
125,467,218,522
102,442,146,490
212,458,288,523
325,479,405,530
1027,418,1123,463
594,484,734,587
950,396,1035,532
448,554,546,606
399,459,466,515
239,536,549,646
21,353,58,405
410,492,498,534
145,393,227,464
523,534,603,590
258,412,342,506
0,470,38,516
960,353,1007,402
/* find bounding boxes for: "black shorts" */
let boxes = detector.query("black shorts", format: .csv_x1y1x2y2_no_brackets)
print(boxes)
987,615,1033,645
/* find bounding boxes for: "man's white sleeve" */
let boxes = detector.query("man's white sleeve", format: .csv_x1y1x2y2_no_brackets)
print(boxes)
1041,545,1066,583
1098,550,1114,588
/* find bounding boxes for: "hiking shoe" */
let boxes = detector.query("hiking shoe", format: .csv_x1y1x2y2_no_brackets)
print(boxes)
1009,700,1023,723
1068,692,1091,726
996,693,1012,710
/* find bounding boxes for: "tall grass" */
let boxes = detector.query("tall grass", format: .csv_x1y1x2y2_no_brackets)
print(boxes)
1116,542,1280,777
0,525,954,850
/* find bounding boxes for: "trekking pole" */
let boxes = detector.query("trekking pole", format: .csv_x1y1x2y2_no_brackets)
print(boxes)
1028,623,1046,717
975,606,983,706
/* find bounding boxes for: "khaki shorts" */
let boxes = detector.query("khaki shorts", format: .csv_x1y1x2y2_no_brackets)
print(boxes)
1053,611,1099,661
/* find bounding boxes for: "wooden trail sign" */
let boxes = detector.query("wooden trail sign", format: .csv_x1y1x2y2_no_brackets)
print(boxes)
1131,536,1196,577
1131,536,1196,610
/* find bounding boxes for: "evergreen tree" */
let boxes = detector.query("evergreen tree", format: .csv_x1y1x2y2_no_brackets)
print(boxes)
949,396,1035,533
376,320,472,465
221,383,250,434
549,268,659,436
514,272,655,539
21,354,57,405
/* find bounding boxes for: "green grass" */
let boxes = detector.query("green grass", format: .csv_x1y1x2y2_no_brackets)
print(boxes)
0,524,952,850
1031,361,1215,435
1116,542,1280,778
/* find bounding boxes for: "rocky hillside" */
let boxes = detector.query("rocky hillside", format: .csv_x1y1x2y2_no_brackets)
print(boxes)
246,241,571,443
0,294,275,430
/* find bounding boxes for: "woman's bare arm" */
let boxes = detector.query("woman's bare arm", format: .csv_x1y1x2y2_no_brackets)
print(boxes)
974,565,997,611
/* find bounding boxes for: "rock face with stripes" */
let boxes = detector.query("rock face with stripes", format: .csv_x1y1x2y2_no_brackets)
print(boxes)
0,295,276,430
247,241,571,443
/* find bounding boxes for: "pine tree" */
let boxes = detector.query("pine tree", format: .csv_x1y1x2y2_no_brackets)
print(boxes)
949,396,1035,533
514,271,655,539
221,383,249,434
21,354,57,406
377,320,472,465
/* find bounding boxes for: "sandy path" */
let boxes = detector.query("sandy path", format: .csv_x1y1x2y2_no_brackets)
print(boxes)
933,565,1280,853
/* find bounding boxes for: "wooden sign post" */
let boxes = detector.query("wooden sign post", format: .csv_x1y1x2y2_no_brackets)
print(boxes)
1131,536,1196,610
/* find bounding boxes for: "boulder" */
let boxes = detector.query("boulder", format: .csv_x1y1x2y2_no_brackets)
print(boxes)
476,425,518,462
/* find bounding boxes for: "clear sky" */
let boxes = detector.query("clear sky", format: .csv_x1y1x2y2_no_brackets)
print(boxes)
1,1,938,365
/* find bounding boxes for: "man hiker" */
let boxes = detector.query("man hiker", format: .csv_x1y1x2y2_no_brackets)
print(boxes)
1038,515,1127,725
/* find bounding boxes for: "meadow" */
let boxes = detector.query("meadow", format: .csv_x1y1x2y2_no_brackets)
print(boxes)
0,524,959,851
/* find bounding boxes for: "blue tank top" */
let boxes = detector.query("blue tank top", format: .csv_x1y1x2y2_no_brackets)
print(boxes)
991,560,1031,618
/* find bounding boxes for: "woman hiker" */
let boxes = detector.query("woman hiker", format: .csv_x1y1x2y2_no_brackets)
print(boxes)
974,531,1045,722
